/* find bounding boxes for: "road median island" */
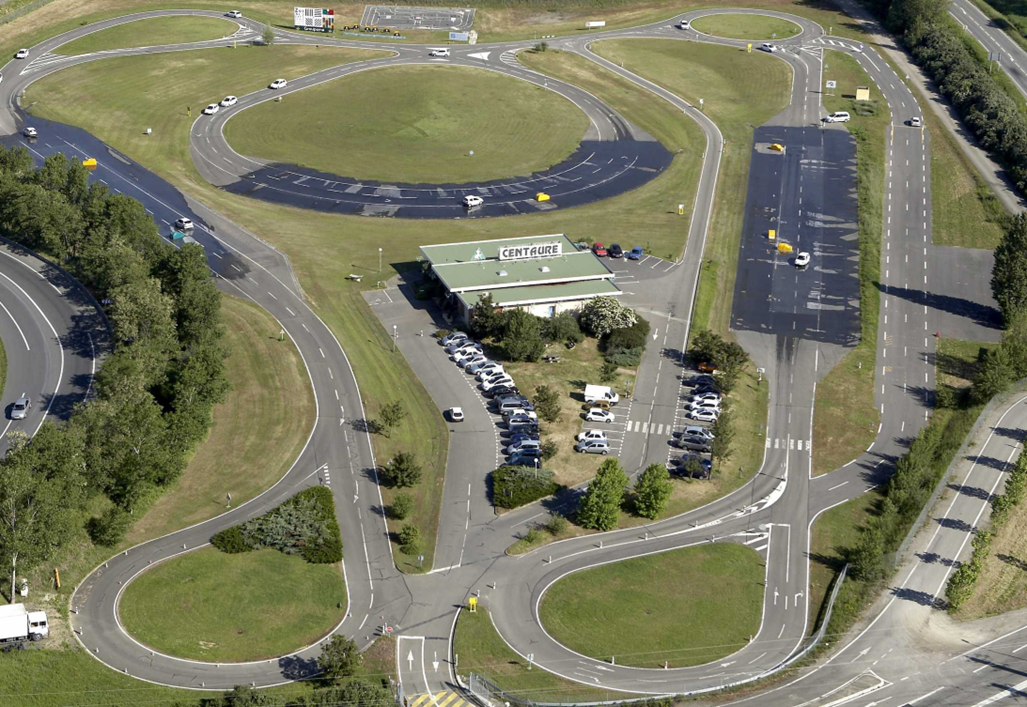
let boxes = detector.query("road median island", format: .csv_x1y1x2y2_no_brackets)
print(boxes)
538,542,763,668
691,13,801,40
53,15,237,55
223,64,589,185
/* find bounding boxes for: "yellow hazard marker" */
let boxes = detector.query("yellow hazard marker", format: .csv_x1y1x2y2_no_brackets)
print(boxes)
747,42,753,52
769,143,785,152
82,158,97,171
678,203,685,215
469,596,478,613
535,192,550,202
768,229,776,241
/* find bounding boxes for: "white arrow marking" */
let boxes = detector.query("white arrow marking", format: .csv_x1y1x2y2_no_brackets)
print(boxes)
354,494,359,503
433,650,439,671
720,661,736,667
652,328,659,340
774,588,779,605
853,647,870,663
468,51,491,61
407,650,414,669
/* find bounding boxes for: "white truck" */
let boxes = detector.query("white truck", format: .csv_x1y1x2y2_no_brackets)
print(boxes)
0,604,48,645
584,384,620,405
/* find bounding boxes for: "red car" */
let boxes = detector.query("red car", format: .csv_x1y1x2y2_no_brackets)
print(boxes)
592,242,608,257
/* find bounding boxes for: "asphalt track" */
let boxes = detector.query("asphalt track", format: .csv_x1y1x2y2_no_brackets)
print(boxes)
0,6,1023,707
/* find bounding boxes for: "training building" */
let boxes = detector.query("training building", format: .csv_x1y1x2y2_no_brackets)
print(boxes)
419,234,620,326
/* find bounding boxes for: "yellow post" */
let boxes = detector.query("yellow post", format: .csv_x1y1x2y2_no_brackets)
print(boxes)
678,203,684,215
54,568,61,589
768,229,776,241
747,43,752,53
469,596,478,613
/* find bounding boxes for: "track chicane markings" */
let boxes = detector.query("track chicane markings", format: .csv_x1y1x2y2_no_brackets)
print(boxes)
408,692,467,707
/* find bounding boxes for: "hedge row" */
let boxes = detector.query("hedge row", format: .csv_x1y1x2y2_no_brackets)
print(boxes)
492,465,560,509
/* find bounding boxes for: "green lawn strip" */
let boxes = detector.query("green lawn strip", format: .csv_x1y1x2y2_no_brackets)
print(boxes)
812,51,886,476
125,294,315,544
453,609,632,703
691,13,801,40
53,15,236,55
539,543,763,668
118,546,346,662
970,0,1027,53
225,64,589,184
586,38,790,335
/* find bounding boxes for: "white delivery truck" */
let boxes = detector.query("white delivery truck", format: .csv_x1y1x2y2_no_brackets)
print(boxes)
584,384,620,405
0,604,48,645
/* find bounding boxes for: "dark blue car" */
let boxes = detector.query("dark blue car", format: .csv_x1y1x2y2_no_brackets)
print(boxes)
628,246,644,260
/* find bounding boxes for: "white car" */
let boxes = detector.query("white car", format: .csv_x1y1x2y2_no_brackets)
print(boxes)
688,402,722,415
686,409,719,422
577,429,608,443
909,116,922,127
449,407,464,422
689,392,721,403
683,425,715,439
429,48,450,57
220,95,238,108
466,359,495,375
269,78,287,89
795,252,811,269
463,195,484,209
22,127,37,138
202,103,219,115
677,19,690,29
476,364,504,380
11,397,30,420
14,49,29,60
576,440,611,455
462,354,487,370
585,408,615,424
445,340,479,354
440,331,469,346
452,348,482,364
174,217,194,231
760,43,778,53
482,375,514,392
226,10,243,18
824,111,850,123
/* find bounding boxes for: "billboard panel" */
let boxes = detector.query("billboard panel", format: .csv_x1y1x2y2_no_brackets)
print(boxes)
294,7,335,32
449,31,469,41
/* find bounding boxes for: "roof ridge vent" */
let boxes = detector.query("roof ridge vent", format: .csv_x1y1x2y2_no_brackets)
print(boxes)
540,266,551,273
498,269,508,277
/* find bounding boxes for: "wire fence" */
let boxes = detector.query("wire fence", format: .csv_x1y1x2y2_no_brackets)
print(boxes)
0,0,57,27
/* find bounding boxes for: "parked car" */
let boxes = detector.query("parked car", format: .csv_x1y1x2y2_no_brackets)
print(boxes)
446,340,481,354
628,246,644,260
698,362,718,373
480,369,510,385
508,432,540,446
202,103,220,115
687,374,716,387
461,354,488,370
585,408,615,423
509,451,543,466
506,412,538,426
689,392,721,404
466,360,494,375
448,407,464,422
453,348,482,364
592,242,608,257
608,243,624,258
475,362,504,379
10,397,30,420
687,399,722,413
673,454,712,478
508,439,542,455
577,429,607,443
686,409,719,422
575,440,611,455
676,435,712,452
220,95,238,107
485,385,519,399
824,111,850,123
691,384,719,396
441,331,469,346
588,399,613,412
269,78,287,89
482,375,514,392
683,425,715,440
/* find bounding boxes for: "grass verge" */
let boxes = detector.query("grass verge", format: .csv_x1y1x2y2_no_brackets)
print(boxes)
691,13,801,40
538,543,763,667
118,546,346,662
224,64,589,184
453,609,633,703
54,15,236,55
812,50,886,476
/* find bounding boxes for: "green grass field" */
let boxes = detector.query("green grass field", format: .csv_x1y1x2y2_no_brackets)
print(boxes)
812,51,886,476
538,543,763,667
225,64,589,184
453,610,633,703
691,13,801,40
587,38,791,336
54,15,236,55
118,546,346,662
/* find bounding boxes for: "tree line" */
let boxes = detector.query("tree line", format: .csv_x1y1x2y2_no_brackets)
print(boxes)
0,145,228,599
862,0,1027,197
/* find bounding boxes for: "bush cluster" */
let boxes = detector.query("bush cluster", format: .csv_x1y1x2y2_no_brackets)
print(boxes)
492,465,559,509
601,314,650,367
211,487,343,563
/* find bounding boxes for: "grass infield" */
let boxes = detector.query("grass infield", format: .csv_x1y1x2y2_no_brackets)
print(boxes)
538,543,764,668
224,64,589,184
54,16,236,55
118,546,346,662
691,13,801,40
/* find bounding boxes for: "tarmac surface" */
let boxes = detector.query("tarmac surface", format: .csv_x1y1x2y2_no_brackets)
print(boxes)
360,5,475,31
0,6,1021,707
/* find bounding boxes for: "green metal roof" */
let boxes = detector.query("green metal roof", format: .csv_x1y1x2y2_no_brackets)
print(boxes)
434,252,613,292
420,234,578,266
457,279,622,309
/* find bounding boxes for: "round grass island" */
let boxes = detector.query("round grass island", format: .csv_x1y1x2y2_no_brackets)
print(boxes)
223,64,590,184
691,14,802,41
118,546,346,662
538,543,764,668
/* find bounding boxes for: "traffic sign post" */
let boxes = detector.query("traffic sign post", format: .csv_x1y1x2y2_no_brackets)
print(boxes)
825,79,836,96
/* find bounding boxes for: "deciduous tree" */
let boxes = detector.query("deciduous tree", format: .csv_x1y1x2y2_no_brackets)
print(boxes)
634,463,672,519
316,635,362,682
577,458,628,531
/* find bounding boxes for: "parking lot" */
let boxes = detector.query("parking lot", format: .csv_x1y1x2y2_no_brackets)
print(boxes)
359,5,475,30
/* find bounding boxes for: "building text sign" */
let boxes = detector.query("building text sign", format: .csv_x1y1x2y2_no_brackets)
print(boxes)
498,241,562,261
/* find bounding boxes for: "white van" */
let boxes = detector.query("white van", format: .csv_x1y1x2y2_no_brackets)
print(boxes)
584,384,620,405
429,48,450,58
825,111,850,123
463,195,484,208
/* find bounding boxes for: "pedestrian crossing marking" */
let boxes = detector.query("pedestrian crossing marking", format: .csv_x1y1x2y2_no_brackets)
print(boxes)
407,692,468,707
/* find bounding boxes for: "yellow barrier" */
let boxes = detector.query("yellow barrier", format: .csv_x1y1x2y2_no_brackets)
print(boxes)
535,192,550,202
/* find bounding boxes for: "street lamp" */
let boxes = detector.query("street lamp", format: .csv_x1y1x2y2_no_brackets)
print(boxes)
378,247,382,273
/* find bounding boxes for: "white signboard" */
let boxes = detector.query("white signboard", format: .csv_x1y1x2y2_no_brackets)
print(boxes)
293,7,335,32
498,241,562,261
825,80,837,89
585,21,606,28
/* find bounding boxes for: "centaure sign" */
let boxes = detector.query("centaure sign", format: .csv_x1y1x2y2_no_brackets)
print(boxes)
498,241,562,261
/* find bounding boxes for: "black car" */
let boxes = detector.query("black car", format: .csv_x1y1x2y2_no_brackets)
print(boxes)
687,375,716,387
608,243,624,258
485,385,519,399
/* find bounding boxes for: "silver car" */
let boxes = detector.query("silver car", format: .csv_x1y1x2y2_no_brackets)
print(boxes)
575,440,610,455
11,397,30,420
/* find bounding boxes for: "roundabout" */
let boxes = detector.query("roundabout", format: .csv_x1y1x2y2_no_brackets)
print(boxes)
689,13,801,41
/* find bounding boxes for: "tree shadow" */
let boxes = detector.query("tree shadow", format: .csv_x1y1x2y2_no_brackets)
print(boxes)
877,282,1002,330
969,455,1013,472
991,426,1027,442
997,553,1027,572
352,418,381,435
916,551,957,567
278,654,319,680
948,482,994,501
935,516,975,532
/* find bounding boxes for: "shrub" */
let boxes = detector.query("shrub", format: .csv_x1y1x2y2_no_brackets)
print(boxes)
399,524,421,555
605,348,643,367
540,439,558,460
580,297,636,337
600,360,619,383
604,314,650,351
87,506,133,547
544,312,583,344
544,513,568,535
533,385,561,423
211,525,252,554
380,452,422,488
524,527,542,545
492,465,559,508
391,492,413,520
504,309,545,362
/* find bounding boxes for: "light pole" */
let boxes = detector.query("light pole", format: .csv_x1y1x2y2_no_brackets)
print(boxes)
393,325,398,352
378,247,382,273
